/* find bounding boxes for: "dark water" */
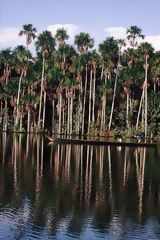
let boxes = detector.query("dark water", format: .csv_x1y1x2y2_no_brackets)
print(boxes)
0,133,160,240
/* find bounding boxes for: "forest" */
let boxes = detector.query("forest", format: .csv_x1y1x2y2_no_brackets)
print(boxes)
0,24,160,138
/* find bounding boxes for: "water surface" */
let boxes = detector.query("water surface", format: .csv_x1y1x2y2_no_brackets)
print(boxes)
0,133,160,239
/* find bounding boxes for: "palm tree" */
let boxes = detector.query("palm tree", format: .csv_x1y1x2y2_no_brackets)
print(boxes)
55,28,69,48
74,32,94,54
35,30,56,130
136,42,154,137
126,25,144,49
108,39,126,131
19,24,37,50
13,45,32,129
19,24,37,132
0,48,13,131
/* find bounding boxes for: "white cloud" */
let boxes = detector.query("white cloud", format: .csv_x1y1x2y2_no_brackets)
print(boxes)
0,27,36,53
47,24,79,42
104,26,160,51
145,35,160,51
105,27,126,39
0,27,25,49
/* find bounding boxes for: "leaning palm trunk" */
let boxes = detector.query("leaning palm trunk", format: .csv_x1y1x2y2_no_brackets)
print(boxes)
108,54,120,131
15,70,24,127
136,88,144,131
38,56,45,130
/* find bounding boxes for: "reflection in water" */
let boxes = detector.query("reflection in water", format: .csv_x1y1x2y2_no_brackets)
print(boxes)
0,134,159,239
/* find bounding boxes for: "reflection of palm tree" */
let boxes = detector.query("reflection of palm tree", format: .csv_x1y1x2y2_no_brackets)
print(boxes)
135,147,146,222
123,147,130,187
108,146,113,201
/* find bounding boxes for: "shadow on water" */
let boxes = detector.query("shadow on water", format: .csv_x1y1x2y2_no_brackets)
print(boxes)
0,133,160,239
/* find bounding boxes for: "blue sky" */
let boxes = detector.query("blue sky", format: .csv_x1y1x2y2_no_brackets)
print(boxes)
0,0,160,51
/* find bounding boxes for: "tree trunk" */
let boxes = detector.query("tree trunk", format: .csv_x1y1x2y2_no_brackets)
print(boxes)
88,68,93,133
42,90,46,130
144,56,148,138
15,70,24,127
52,99,55,134
108,53,120,131
38,56,45,130
82,65,88,134
92,65,96,123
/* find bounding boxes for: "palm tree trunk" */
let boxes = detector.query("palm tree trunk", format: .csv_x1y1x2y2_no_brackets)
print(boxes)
136,89,144,131
108,53,120,131
15,70,24,126
144,56,148,138
52,99,55,134
58,92,62,136
42,90,46,130
27,108,31,133
70,92,73,135
38,56,45,130
88,68,93,133
82,65,88,134
92,65,96,123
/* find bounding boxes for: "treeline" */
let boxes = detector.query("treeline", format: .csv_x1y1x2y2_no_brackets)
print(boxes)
0,24,160,137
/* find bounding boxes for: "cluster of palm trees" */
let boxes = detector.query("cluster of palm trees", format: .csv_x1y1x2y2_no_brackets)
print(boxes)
0,24,160,137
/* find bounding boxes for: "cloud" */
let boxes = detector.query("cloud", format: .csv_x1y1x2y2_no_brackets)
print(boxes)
47,24,79,42
145,35,160,51
0,27,36,53
104,26,160,51
0,27,25,49
105,27,126,39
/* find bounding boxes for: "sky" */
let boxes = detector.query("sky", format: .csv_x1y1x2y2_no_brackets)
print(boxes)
0,0,160,52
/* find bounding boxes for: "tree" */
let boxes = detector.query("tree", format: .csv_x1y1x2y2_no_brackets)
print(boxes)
74,32,94,54
126,25,144,48
13,45,32,130
108,39,126,131
35,31,56,130
0,48,13,131
55,28,69,47
136,42,154,137
19,24,37,49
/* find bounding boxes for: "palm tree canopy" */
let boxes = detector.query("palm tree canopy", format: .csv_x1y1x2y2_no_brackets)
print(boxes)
55,28,69,47
74,32,94,53
138,42,154,56
35,31,56,57
19,24,37,46
13,45,32,73
98,37,118,61
126,25,145,48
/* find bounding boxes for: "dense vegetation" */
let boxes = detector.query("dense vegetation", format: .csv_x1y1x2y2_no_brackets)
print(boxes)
0,24,160,137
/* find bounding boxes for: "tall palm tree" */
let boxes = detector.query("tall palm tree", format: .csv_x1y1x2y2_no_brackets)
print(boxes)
126,25,144,49
19,24,37,49
108,39,126,131
136,42,154,137
0,48,13,131
35,31,56,130
19,24,37,132
13,45,32,129
74,32,94,54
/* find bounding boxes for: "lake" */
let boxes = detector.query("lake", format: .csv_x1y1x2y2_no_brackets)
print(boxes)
0,133,160,239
